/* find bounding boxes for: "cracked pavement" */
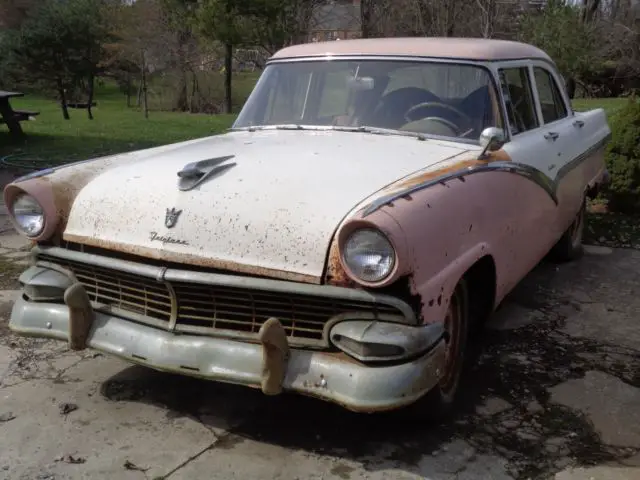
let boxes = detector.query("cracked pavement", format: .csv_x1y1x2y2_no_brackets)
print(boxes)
1,198,640,479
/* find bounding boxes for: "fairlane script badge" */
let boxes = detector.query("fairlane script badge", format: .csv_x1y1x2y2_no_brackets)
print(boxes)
165,207,182,228
149,207,189,245
150,232,189,246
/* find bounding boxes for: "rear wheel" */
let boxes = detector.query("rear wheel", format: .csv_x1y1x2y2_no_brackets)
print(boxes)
550,199,586,262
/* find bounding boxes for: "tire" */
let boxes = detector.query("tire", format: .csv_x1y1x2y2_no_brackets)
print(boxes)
405,278,470,421
550,199,586,262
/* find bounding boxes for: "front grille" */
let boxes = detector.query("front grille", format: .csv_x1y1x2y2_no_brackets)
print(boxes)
49,258,174,330
39,255,405,346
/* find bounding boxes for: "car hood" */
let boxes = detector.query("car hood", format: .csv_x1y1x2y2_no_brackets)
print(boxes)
62,129,469,282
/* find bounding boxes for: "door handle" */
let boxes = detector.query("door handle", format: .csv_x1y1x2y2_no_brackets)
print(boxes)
573,120,585,128
544,131,559,141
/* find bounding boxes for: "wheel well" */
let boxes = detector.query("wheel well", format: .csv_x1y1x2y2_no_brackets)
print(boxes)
462,255,497,329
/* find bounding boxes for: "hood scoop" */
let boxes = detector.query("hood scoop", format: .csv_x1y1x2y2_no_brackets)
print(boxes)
177,155,236,191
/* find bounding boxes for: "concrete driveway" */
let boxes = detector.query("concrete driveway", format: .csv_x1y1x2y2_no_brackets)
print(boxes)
1,223,639,479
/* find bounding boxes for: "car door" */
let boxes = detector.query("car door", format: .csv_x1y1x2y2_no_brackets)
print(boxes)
529,61,585,232
487,63,560,281
528,62,576,181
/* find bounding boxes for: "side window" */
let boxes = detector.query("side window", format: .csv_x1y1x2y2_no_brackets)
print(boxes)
498,67,538,135
533,67,568,124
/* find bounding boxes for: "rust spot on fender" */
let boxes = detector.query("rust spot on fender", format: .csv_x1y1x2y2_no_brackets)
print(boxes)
483,148,512,162
62,233,322,284
324,239,356,287
390,149,512,192
396,159,482,190
49,166,114,234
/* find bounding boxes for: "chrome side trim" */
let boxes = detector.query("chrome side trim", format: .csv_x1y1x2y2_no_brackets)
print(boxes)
362,133,611,218
32,245,418,324
556,132,611,183
363,161,557,217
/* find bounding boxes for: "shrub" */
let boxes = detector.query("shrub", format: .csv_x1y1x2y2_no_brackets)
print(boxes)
603,97,640,213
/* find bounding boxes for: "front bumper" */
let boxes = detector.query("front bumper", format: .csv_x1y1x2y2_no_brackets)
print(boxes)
10,293,446,413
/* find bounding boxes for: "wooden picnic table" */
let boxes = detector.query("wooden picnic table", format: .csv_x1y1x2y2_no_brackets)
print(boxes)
0,90,40,139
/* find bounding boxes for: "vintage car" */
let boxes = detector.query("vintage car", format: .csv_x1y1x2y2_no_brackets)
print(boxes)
4,38,611,416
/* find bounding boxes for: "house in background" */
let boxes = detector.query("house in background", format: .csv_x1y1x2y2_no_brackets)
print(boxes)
308,0,361,42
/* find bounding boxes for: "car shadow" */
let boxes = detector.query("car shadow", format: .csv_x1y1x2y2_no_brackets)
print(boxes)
99,255,640,479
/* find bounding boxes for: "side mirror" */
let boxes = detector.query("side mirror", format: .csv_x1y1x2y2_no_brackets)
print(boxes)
478,127,506,159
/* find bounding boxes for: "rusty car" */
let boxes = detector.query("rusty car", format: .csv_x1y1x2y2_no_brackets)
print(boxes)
4,37,611,416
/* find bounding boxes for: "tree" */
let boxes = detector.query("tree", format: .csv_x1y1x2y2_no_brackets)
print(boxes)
4,0,112,119
158,0,199,111
518,1,599,97
71,0,114,119
248,0,319,53
475,0,496,38
107,0,166,118
581,0,601,23
196,0,251,114
197,0,319,113
0,0,37,29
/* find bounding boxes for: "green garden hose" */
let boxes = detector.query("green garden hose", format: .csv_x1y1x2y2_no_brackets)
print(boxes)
0,153,57,171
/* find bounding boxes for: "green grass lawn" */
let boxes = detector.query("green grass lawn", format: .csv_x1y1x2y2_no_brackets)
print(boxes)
0,84,237,169
571,97,631,117
0,86,630,171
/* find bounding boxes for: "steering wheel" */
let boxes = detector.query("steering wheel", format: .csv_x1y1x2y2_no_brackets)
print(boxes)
403,101,472,136
508,95,527,133
410,116,461,136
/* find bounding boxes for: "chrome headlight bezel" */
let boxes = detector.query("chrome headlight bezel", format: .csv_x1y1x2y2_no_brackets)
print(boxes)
10,193,45,237
341,228,396,284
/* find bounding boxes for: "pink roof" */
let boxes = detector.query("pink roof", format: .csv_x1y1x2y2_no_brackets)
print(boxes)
270,37,553,62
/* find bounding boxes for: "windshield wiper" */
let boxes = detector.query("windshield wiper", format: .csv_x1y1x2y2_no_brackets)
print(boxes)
232,124,430,142
330,125,428,141
232,124,311,132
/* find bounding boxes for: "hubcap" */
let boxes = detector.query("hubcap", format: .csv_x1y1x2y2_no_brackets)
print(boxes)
439,290,462,394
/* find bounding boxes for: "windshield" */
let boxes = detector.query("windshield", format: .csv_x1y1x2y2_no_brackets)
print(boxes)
233,59,503,142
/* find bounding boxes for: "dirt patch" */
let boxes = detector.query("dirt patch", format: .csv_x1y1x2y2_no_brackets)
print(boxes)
0,298,13,338
0,256,23,290
585,212,640,249
586,201,640,249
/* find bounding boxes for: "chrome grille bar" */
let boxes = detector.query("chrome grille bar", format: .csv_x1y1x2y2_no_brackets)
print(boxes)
33,245,416,347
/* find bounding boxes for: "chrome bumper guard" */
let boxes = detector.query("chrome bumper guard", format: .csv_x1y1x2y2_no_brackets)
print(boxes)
9,258,447,412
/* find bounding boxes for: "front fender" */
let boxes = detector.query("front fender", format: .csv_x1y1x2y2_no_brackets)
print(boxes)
410,242,494,324
379,168,561,324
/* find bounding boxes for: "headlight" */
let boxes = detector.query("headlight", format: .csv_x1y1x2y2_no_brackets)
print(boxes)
342,228,396,283
11,193,45,237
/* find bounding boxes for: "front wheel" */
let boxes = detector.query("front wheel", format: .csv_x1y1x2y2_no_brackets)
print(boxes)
408,279,470,420
550,200,586,262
